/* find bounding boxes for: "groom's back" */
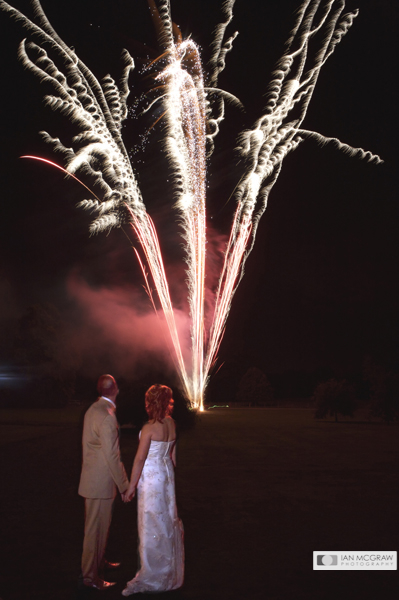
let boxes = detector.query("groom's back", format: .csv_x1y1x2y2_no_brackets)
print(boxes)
78,398,118,499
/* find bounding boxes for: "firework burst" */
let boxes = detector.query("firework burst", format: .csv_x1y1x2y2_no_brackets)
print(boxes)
0,0,381,409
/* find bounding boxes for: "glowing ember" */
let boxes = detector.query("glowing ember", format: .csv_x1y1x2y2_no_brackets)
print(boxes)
0,0,382,410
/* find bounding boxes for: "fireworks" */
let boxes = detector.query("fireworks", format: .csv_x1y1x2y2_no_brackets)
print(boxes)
0,0,381,410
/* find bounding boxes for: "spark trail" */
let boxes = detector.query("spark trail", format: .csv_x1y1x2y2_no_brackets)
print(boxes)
0,0,382,410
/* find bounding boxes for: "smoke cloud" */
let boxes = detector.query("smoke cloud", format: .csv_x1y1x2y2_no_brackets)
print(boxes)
58,223,228,383
65,271,191,380
204,225,229,329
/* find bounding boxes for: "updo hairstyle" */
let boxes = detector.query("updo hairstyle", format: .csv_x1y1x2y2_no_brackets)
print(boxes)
145,384,173,422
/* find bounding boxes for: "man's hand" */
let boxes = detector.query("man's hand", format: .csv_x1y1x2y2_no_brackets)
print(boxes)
122,487,136,502
124,486,136,502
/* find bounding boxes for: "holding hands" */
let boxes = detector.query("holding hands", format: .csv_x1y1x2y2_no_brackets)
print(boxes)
122,485,136,503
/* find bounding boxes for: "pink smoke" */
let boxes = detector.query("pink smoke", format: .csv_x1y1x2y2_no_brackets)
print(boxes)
64,221,228,381
204,224,229,331
65,271,191,379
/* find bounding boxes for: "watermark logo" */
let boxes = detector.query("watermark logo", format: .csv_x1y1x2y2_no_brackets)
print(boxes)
313,551,397,570
316,555,338,566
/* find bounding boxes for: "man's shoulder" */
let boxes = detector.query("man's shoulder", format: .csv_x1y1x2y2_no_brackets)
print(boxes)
85,398,115,421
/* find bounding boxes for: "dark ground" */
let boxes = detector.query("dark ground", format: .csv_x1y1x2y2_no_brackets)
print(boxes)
0,407,398,600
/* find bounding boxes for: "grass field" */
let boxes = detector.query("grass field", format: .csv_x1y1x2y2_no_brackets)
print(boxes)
0,407,398,600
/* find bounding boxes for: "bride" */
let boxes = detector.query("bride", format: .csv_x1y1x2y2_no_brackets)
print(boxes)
122,385,184,595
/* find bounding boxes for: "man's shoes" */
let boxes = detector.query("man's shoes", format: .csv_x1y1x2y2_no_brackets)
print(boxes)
84,579,117,591
103,560,121,569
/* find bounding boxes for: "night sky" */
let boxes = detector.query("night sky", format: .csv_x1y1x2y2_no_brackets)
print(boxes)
0,0,397,391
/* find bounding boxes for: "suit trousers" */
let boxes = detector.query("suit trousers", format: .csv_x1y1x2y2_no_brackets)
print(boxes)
82,497,114,585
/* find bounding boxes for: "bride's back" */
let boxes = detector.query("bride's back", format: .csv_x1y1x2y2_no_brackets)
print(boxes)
147,416,176,442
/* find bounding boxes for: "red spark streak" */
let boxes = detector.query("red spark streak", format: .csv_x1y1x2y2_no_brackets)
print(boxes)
20,156,100,201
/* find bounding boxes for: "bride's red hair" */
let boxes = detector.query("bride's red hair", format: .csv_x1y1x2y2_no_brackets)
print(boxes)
145,384,173,422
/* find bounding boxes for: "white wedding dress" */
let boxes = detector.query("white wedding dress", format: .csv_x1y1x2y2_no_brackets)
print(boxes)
122,438,184,595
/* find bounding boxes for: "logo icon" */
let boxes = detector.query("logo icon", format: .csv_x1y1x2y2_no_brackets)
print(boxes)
316,555,338,566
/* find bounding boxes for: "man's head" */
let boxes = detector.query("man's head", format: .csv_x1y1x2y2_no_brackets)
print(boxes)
97,374,119,400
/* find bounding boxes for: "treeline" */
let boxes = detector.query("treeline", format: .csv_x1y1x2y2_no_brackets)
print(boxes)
206,361,399,423
1,303,398,423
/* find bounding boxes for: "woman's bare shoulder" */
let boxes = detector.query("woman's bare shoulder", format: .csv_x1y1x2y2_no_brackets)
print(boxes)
141,422,155,437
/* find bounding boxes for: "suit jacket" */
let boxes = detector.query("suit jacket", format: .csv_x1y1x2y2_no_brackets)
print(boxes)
78,397,129,499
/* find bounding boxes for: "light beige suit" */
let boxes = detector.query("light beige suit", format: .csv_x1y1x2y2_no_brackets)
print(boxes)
79,397,129,586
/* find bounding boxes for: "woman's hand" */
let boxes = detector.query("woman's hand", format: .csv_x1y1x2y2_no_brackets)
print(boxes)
127,486,136,501
122,486,136,502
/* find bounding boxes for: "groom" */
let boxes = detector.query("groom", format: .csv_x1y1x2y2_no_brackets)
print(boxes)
79,374,129,590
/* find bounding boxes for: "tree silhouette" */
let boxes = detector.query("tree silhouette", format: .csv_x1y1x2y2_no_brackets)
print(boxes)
363,359,399,423
237,367,273,406
13,303,81,405
313,378,356,422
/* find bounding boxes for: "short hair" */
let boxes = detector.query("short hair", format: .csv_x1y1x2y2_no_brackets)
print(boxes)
97,374,118,397
145,384,173,422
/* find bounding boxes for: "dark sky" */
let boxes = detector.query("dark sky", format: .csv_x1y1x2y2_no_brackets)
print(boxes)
0,0,397,384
